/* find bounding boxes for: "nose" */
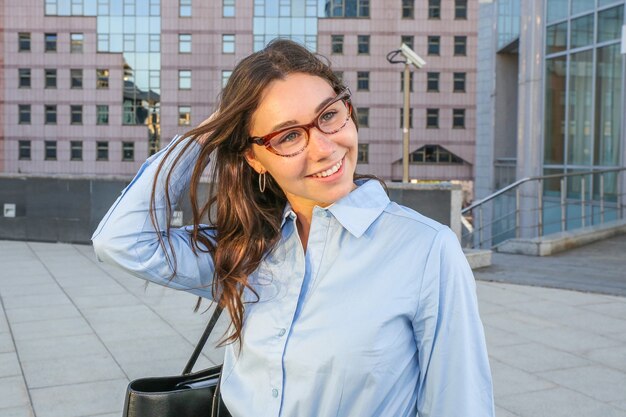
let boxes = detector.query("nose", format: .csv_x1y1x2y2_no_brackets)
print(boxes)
307,127,336,160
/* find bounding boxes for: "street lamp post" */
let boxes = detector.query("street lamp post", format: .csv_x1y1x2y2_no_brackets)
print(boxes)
387,44,426,183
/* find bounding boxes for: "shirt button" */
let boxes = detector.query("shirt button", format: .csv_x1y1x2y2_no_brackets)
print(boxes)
272,388,279,398
278,328,286,337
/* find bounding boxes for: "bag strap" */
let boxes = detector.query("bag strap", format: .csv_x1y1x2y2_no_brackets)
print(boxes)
182,304,223,375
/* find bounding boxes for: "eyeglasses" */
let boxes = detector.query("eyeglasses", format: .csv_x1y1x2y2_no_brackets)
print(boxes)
249,88,352,157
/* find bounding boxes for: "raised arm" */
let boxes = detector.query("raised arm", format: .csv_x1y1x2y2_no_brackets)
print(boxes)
412,227,495,417
91,135,215,299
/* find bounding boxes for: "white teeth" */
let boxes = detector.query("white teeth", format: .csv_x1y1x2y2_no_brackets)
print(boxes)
313,159,343,178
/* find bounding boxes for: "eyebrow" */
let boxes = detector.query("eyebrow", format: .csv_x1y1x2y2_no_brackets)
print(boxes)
267,95,337,133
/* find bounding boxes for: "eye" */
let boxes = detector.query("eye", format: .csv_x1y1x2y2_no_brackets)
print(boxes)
276,129,303,144
319,109,338,123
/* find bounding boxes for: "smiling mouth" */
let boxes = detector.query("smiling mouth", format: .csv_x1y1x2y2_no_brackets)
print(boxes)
310,158,344,178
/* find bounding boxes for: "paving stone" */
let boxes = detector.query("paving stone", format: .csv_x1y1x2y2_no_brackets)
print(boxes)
14,334,110,362
30,379,127,417
522,325,623,354
10,317,93,342
537,365,626,403
2,293,71,310
0,332,15,354
483,325,529,348
582,345,626,373
0,352,22,378
70,293,141,310
0,406,35,417
581,301,626,320
5,305,81,324
0,376,31,409
489,342,591,373
495,406,519,417
489,359,556,398
21,354,126,389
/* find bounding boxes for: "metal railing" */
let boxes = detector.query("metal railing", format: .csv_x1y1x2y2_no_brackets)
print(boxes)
462,167,626,249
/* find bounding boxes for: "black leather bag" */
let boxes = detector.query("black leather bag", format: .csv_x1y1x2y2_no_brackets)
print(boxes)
122,306,232,417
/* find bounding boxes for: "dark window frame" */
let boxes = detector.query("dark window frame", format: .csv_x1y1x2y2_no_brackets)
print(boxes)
357,35,370,55
44,140,57,160
18,140,31,160
45,33,57,52
19,32,31,52
45,105,57,125
428,36,440,56
453,108,466,128
331,34,344,54
96,141,109,161
453,72,466,92
70,140,83,161
70,105,83,125
357,71,370,91
356,107,369,128
18,105,31,125
454,36,467,56
426,108,439,128
19,68,31,88
427,72,440,92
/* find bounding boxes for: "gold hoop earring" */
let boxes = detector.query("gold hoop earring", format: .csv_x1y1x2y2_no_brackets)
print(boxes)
258,171,266,193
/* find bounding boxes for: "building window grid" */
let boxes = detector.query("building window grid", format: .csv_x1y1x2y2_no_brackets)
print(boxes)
223,34,235,54
96,69,109,89
70,33,84,53
45,69,57,88
97,105,109,125
45,141,57,161
411,145,463,164
45,105,57,125
19,105,31,124
427,72,439,92
149,0,159,15
402,0,414,19
426,108,439,128
96,141,109,161
401,71,414,92
454,36,468,56
19,69,31,88
122,142,135,161
45,0,57,15
428,0,441,19
180,0,191,17
71,69,83,89
453,108,466,128
123,0,135,15
357,35,370,55
179,70,191,89
400,108,414,128
45,33,57,52
222,70,232,88
179,34,192,53
401,35,414,50
453,72,466,92
150,34,160,52
331,35,344,54
179,105,191,125
19,140,31,160
428,36,440,55
455,0,468,19
357,107,369,127
71,0,83,15
358,143,369,163
357,71,370,91
327,0,370,18
223,0,235,17
19,33,31,52
70,105,83,125
71,141,83,161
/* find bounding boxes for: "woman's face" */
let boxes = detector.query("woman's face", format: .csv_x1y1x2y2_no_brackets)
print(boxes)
246,73,358,211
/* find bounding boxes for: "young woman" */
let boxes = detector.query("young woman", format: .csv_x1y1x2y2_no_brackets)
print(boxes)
92,39,494,417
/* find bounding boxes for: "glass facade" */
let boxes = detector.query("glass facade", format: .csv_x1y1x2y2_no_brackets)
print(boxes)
543,0,624,231
496,0,520,49
253,0,319,51
45,0,161,154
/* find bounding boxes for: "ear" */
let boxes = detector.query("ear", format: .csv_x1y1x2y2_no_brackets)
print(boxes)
244,147,266,174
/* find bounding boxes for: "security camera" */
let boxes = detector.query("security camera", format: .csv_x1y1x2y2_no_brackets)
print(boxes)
400,43,426,69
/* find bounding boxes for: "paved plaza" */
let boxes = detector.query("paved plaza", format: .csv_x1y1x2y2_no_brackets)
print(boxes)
0,236,625,417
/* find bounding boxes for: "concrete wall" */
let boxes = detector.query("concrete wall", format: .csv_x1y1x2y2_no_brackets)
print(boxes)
0,176,462,244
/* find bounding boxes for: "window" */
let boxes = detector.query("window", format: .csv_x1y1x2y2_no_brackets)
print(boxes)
455,0,467,19
222,34,235,53
223,0,235,17
179,34,192,53
453,108,465,128
428,0,441,19
411,145,463,164
427,72,439,92
401,35,414,50
97,105,109,125
402,0,414,18
331,35,344,54
179,70,191,89
19,69,31,88
222,70,232,88
180,0,191,16
70,33,84,53
45,141,57,160
326,0,369,17
357,71,369,91
426,108,439,128
453,72,466,92
357,107,369,127
358,143,369,163
96,141,109,161
19,140,31,160
70,105,83,125
19,105,31,124
179,106,191,125
45,105,57,124
70,141,83,161
96,69,109,89
45,69,57,88
122,142,135,161
150,34,160,52
454,36,467,56
400,71,414,92
400,108,413,128
19,32,31,52
124,34,136,51
357,35,370,55
45,33,57,52
71,69,83,89
98,33,109,51
428,36,440,55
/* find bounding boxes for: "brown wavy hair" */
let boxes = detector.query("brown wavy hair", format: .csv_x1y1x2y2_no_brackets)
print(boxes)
150,39,367,347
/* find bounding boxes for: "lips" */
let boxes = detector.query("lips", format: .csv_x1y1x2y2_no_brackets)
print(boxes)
309,158,344,178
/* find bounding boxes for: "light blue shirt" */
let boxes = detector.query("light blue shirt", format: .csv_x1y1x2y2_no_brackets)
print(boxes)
92,136,494,417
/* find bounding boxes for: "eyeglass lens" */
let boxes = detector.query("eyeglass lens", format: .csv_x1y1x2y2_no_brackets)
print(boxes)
269,99,350,156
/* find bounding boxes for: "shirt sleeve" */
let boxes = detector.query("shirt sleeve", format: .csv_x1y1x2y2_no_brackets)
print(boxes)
91,135,215,299
412,227,495,417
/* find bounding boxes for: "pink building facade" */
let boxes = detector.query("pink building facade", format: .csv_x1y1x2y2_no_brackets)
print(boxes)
3,0,477,181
